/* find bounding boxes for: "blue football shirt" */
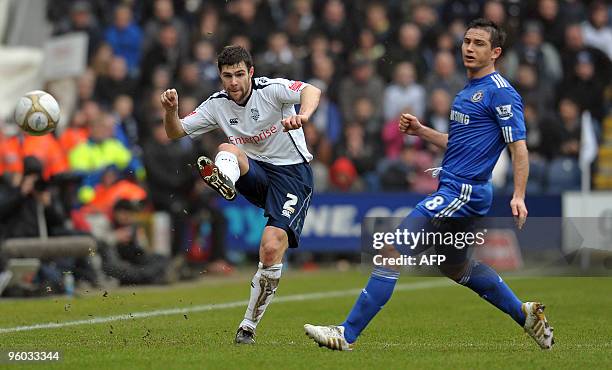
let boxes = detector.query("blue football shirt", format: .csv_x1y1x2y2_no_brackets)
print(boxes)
441,71,526,181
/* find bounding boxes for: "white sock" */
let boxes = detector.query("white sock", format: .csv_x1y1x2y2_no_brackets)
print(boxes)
214,151,240,184
239,262,283,331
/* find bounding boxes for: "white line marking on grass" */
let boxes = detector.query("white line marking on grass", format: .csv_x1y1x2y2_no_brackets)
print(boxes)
0,279,453,334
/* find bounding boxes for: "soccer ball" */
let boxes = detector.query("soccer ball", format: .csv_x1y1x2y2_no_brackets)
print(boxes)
13,90,60,136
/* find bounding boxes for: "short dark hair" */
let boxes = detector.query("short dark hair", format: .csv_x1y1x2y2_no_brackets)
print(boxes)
217,45,253,72
466,18,506,49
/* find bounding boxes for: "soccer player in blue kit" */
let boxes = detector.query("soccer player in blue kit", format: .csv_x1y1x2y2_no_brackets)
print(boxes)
305,19,554,351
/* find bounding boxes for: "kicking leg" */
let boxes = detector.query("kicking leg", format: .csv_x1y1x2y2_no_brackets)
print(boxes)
236,226,288,344
215,143,250,178
197,143,249,200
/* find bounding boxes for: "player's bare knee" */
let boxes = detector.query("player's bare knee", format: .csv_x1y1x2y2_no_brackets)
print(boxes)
381,245,400,258
217,143,249,174
217,143,240,155
260,228,288,265
217,143,247,163
378,246,401,272
260,241,284,266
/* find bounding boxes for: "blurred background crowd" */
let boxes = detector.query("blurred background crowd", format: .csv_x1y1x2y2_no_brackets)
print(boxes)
0,0,611,295
39,0,612,193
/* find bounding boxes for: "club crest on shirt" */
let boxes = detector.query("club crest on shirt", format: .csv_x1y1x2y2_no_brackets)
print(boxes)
251,108,260,121
471,90,484,102
495,105,513,120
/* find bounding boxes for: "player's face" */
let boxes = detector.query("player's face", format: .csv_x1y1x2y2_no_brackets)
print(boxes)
220,62,254,104
461,28,501,72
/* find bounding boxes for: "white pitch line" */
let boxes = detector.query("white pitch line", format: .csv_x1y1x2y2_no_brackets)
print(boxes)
0,279,453,335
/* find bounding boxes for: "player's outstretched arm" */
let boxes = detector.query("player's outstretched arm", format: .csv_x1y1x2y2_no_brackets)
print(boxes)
399,113,448,149
160,88,187,139
508,140,529,229
281,85,321,132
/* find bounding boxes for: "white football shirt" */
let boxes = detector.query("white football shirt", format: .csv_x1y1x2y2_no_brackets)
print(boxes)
181,77,313,165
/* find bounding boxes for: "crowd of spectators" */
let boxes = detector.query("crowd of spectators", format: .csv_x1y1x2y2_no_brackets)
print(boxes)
43,0,611,193
0,0,611,294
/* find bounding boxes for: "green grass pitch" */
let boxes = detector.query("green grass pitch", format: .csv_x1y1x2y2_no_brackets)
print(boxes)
0,270,610,369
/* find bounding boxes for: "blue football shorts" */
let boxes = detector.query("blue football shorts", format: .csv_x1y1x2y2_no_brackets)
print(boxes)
235,158,313,248
397,170,493,264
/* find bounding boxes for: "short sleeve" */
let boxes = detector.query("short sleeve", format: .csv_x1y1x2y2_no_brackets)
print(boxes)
180,100,219,138
265,78,308,105
490,88,526,143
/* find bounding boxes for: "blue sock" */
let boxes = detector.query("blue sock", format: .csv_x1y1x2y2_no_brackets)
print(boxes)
459,261,525,326
341,267,399,343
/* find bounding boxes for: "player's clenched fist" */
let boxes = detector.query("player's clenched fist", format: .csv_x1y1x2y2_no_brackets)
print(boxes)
281,114,308,132
399,113,423,135
160,89,179,112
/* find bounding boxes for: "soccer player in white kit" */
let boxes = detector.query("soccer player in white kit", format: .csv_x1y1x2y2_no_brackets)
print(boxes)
160,45,321,344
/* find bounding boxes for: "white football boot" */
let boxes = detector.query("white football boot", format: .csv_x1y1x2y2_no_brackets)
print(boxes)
522,302,554,349
304,324,354,351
